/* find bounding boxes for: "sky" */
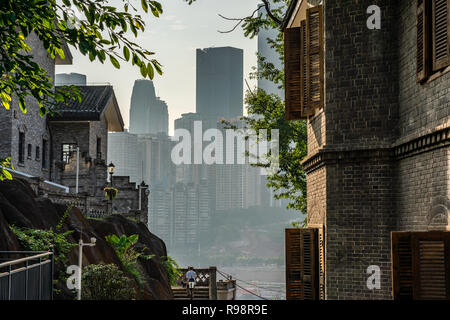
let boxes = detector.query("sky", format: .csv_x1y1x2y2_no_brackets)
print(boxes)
56,0,260,135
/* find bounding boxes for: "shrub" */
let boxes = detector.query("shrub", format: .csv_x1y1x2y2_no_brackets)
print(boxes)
81,263,136,300
105,234,154,288
162,256,182,286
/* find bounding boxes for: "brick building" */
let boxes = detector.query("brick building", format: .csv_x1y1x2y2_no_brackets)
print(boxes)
283,0,449,299
0,33,72,179
0,34,149,225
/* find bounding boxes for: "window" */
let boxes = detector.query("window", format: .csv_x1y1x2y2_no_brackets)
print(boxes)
96,137,102,159
27,144,32,159
18,131,25,164
285,227,324,300
36,146,40,161
392,231,450,299
42,139,48,169
284,5,324,120
417,0,450,82
61,143,77,163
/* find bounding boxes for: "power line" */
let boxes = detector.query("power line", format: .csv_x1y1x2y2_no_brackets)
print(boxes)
217,269,285,295
234,283,270,300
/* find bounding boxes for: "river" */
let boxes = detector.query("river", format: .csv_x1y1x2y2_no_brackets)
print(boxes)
219,266,285,300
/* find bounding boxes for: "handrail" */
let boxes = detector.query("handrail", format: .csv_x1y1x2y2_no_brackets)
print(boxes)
0,259,52,278
0,252,52,269
0,251,48,254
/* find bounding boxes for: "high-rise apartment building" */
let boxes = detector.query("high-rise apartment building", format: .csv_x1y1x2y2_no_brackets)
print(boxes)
149,184,173,247
107,130,142,184
129,79,169,135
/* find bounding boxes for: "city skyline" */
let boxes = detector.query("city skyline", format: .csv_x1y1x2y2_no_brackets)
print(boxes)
55,0,260,135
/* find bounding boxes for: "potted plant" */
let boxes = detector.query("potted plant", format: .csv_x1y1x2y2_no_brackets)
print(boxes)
103,186,118,200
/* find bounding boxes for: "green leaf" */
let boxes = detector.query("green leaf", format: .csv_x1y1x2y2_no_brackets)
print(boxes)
2,169,12,180
109,55,120,69
123,46,130,61
128,234,139,244
19,97,26,114
140,64,147,77
153,61,162,75
141,0,149,13
147,63,154,79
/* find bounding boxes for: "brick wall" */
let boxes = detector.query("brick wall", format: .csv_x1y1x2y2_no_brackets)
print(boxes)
324,0,398,151
395,0,450,232
397,0,450,143
0,32,54,179
306,166,326,226
397,145,449,231
307,111,326,157
316,0,399,299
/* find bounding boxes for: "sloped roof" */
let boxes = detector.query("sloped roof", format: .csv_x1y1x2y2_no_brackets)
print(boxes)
281,0,299,30
50,85,124,131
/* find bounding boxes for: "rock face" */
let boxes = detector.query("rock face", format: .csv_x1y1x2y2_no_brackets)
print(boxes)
0,178,172,300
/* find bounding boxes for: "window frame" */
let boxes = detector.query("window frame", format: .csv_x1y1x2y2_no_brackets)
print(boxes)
18,131,25,164
61,143,78,164
417,0,450,83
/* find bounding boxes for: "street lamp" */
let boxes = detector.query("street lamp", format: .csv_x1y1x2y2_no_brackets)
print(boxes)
138,181,149,211
107,162,115,185
77,236,97,300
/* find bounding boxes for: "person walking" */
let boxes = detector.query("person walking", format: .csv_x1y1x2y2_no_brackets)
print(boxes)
185,266,197,300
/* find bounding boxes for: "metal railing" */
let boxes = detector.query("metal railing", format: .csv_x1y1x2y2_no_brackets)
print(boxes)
174,267,217,300
0,250,54,300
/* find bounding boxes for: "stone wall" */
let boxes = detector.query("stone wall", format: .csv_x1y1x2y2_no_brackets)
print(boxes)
0,32,54,179
111,176,149,226
54,152,107,198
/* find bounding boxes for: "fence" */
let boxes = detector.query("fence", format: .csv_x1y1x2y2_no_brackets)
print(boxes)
0,251,54,300
175,267,217,300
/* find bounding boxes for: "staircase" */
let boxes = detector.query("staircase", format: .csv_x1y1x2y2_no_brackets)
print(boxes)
172,287,210,300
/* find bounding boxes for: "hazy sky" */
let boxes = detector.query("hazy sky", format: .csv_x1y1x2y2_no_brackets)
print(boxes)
56,0,260,134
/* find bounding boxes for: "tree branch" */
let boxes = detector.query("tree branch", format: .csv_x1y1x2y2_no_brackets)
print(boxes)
217,8,259,34
261,0,282,25
217,1,282,34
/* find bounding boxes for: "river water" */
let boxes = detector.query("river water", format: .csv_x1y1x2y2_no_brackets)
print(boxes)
219,266,286,300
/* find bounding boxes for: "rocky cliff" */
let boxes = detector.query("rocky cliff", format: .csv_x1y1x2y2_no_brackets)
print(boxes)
0,178,172,300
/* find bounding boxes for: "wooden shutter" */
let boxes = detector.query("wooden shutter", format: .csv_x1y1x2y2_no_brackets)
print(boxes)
392,232,414,299
317,226,325,300
417,0,429,82
284,27,304,120
285,228,319,300
432,0,450,71
392,231,450,300
300,20,308,116
306,5,324,115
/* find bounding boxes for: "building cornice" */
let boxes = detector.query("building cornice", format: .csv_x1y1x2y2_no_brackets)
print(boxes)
302,126,450,173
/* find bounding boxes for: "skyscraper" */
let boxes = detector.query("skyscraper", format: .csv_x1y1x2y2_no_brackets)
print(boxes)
107,130,142,184
129,79,169,135
196,47,244,121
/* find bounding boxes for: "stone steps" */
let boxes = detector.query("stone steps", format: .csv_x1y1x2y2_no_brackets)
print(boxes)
173,287,210,300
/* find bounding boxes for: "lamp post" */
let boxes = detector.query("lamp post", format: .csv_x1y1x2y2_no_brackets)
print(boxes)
107,162,115,215
77,236,96,300
138,181,149,211
107,162,115,187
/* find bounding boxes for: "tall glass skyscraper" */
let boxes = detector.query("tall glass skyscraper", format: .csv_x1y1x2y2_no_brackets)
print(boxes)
129,79,169,135
196,47,244,121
